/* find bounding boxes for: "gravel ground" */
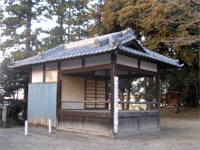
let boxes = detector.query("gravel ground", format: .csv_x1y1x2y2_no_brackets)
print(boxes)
0,117,199,150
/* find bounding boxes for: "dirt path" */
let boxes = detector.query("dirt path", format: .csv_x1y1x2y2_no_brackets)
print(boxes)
0,118,199,150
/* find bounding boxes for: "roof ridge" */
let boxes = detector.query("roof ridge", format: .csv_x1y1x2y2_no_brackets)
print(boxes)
65,28,134,49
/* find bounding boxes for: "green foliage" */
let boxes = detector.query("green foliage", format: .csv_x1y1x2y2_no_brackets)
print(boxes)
102,0,199,107
119,78,133,92
7,101,27,125
0,0,41,52
103,0,142,38
132,78,156,102
162,65,199,107
39,0,89,49
0,57,29,100
86,0,106,37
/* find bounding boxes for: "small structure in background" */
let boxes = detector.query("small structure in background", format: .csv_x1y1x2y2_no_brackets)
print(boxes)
165,91,179,106
164,91,180,113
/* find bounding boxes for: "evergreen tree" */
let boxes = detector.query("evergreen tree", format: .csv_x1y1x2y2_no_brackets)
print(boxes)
102,0,199,107
39,0,89,50
72,0,89,40
0,57,29,101
0,0,42,52
87,0,105,36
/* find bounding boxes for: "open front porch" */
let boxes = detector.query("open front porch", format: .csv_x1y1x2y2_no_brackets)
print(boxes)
56,52,160,137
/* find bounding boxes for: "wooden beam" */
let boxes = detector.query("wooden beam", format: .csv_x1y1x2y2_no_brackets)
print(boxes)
132,40,146,53
118,101,157,104
61,100,110,103
59,63,111,74
118,74,153,79
82,58,85,67
138,59,140,69
117,64,158,76
66,73,109,80
58,110,111,119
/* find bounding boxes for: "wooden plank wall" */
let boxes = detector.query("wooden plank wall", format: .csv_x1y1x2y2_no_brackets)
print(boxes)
61,76,85,109
117,111,159,137
58,110,112,136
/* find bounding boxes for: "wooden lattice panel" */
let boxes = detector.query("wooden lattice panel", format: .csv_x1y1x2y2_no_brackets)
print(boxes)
85,79,106,109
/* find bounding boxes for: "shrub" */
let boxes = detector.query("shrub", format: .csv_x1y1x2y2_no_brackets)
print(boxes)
7,101,27,126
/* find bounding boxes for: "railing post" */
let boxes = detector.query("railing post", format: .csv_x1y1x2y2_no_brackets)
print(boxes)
25,120,28,136
48,119,52,133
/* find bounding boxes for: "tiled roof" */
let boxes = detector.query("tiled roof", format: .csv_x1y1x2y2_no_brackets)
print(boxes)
10,28,183,68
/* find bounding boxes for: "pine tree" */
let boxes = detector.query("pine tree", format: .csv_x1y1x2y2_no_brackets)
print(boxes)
39,0,89,50
72,0,89,40
0,0,41,52
87,0,105,37
0,57,29,101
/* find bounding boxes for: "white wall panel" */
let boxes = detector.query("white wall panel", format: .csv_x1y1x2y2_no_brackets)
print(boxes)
32,65,43,83
85,54,111,67
117,54,138,68
61,59,82,70
140,60,157,72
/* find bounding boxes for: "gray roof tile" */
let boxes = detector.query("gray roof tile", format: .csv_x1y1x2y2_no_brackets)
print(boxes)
11,28,183,68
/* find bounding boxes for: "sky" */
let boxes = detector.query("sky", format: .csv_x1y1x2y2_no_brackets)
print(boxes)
0,1,57,63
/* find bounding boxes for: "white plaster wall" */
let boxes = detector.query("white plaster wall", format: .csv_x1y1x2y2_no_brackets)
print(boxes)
61,59,82,70
45,62,58,70
32,65,43,83
85,54,111,67
117,54,138,68
140,60,157,72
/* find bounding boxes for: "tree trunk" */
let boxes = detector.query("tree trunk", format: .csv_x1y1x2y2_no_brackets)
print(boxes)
195,82,199,106
67,0,71,43
25,0,32,51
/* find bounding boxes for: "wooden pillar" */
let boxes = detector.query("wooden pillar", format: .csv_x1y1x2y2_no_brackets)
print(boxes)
126,89,130,110
111,53,117,134
57,61,61,126
43,63,45,83
29,66,32,84
111,53,116,114
105,75,109,109
156,70,160,128
121,91,124,110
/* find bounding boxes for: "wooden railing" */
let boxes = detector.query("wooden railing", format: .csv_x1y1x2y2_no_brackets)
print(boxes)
60,100,157,104
61,100,110,103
